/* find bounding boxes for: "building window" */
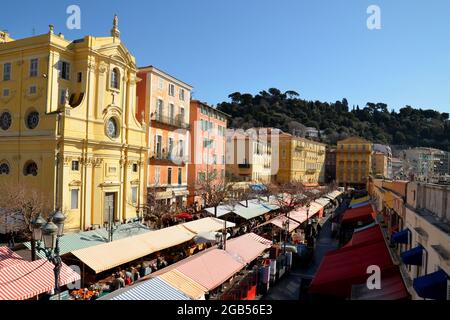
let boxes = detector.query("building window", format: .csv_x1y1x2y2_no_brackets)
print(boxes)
169,103,175,122
0,111,12,130
178,140,184,157
26,111,39,129
131,187,138,205
156,99,163,119
2,89,9,97
132,163,138,172
168,83,175,96
71,189,79,209
0,162,10,175
77,72,82,83
29,86,37,95
155,135,162,157
71,161,79,171
179,88,185,101
57,89,65,106
111,68,120,89
168,138,174,159
155,167,161,184
30,59,38,77
168,168,172,185
158,77,163,89
3,63,11,81
178,168,182,185
180,107,185,123
59,61,70,80
24,161,38,176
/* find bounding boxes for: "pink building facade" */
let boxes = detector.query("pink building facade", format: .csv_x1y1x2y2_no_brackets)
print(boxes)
188,100,228,207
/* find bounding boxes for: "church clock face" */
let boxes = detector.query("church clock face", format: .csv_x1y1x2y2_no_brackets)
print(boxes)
107,118,118,138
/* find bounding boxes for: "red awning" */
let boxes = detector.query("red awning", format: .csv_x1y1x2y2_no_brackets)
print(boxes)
0,259,81,300
351,272,409,300
0,247,24,269
309,241,396,298
176,249,245,291
341,204,376,225
225,233,272,264
342,225,383,248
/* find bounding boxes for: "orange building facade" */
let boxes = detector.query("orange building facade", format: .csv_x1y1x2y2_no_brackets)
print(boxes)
136,66,192,208
187,100,228,206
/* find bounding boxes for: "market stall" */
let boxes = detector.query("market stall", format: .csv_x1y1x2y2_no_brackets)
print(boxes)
0,258,80,300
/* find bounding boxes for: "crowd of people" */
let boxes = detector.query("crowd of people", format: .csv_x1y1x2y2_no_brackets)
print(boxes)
108,256,170,292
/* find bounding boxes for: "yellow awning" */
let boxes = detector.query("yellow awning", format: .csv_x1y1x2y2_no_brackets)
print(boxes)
72,225,196,273
181,217,236,234
350,195,370,206
158,269,207,300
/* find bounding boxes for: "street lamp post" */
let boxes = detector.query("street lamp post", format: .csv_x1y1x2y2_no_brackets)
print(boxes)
31,210,66,296
282,219,289,255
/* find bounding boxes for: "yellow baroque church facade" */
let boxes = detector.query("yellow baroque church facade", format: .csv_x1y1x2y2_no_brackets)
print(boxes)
0,17,147,231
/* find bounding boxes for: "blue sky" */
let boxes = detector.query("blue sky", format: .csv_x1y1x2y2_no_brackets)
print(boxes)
1,0,450,113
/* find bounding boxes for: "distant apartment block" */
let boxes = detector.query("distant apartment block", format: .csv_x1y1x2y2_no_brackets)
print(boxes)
226,129,272,183
401,147,450,181
336,137,373,188
325,148,337,183
273,131,325,185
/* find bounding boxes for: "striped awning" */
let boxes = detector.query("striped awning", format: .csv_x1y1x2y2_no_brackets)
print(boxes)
0,247,24,269
176,249,245,291
225,233,272,264
101,277,190,300
158,269,207,300
314,197,331,207
350,196,370,207
325,190,343,200
257,215,300,232
0,260,80,300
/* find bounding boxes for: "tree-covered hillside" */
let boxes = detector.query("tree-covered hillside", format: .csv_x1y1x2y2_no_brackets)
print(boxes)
217,88,450,151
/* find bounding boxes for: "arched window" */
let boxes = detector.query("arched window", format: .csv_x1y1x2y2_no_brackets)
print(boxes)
0,162,9,175
24,161,38,176
111,68,120,89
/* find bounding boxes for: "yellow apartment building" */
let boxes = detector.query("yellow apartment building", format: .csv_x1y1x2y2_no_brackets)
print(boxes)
0,17,147,232
274,131,326,185
336,137,373,187
373,151,389,178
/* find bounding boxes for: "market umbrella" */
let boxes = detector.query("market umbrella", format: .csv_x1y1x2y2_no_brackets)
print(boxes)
176,212,193,220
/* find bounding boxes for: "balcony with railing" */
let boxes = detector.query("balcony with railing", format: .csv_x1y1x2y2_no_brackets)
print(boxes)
151,113,189,129
149,151,187,164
